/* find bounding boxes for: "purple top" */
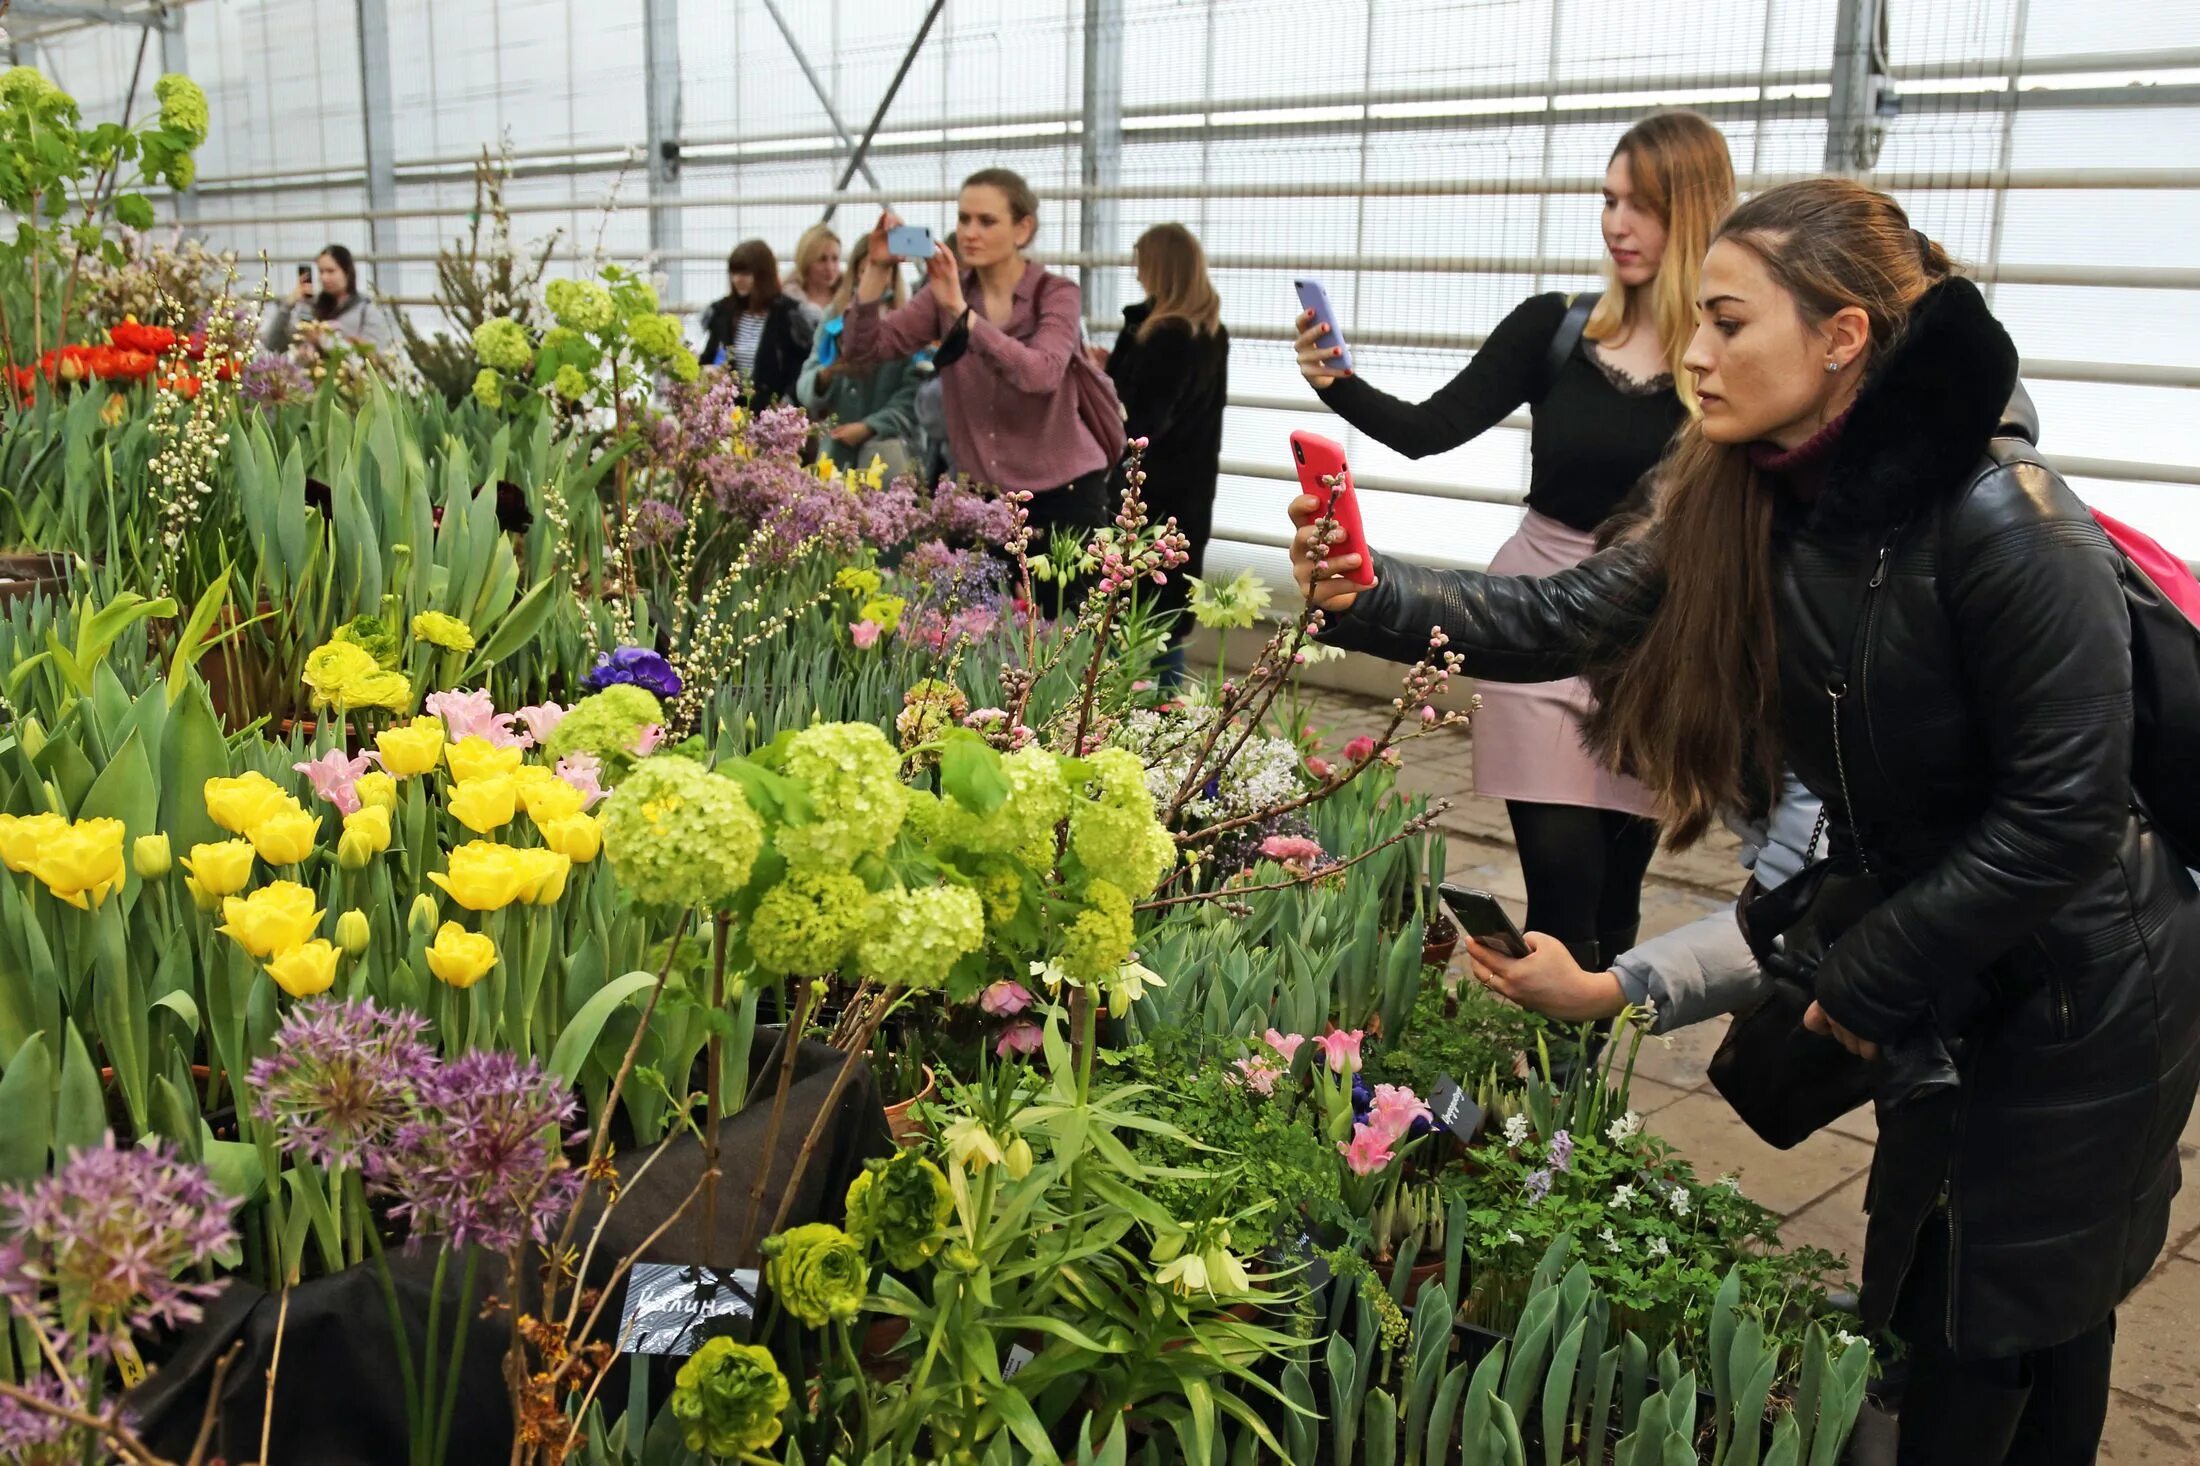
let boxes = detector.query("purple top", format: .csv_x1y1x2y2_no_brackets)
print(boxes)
841,260,1108,495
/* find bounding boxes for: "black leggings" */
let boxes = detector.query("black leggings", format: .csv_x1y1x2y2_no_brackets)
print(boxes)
1018,465,1116,615
1504,800,1660,964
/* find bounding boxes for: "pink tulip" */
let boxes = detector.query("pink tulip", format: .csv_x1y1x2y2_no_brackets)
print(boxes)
1311,1029,1364,1075
1342,735,1377,763
1339,1123,1395,1176
1259,835,1324,869
425,687,527,747
1262,1028,1305,1064
514,702,568,745
293,747,371,815
980,980,1035,1017
1366,1083,1433,1145
995,1021,1044,1058
1231,1056,1283,1096
630,724,665,757
555,753,606,809
850,620,882,649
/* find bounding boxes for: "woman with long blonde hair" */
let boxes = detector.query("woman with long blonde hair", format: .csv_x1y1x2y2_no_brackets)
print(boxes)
1293,110,1735,974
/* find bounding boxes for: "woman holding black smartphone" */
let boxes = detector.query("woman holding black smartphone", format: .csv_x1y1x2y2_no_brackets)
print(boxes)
1296,111,1734,976
261,244,398,356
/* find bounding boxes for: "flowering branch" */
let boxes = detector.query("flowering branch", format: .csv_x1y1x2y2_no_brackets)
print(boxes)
1134,807,1445,913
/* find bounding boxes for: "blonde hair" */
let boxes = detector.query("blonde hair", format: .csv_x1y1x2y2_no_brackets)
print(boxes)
1132,223,1221,341
1582,111,1736,412
793,223,841,295
827,256,907,316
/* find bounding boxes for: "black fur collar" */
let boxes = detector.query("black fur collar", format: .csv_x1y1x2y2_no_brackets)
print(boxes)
1806,276,2020,535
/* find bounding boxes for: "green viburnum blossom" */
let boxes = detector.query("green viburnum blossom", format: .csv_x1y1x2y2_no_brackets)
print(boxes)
471,368,503,409
747,869,869,976
470,316,533,372
760,1222,868,1328
542,684,662,764
893,678,966,749
844,1151,954,1270
937,744,1070,865
1060,878,1135,984
625,311,684,362
774,722,910,873
1068,747,1177,898
968,856,1026,931
153,74,208,145
551,363,590,400
668,1339,788,1458
856,884,984,991
544,278,616,334
0,67,66,112
409,611,475,652
666,347,701,384
603,755,763,911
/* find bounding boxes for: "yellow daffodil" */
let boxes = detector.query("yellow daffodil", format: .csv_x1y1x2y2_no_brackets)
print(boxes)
179,839,255,898
131,833,171,880
264,939,340,998
374,717,446,778
336,805,392,868
334,908,372,956
0,812,67,873
518,774,587,826
246,807,321,866
538,812,604,864
27,817,126,909
445,736,524,785
354,772,398,812
424,921,497,988
204,772,293,834
218,881,323,959
428,840,533,912
446,774,519,834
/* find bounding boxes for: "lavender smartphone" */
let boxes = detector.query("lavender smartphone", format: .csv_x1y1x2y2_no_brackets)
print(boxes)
1293,278,1353,374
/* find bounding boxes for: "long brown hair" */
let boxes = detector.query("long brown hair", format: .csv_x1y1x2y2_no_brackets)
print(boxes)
1584,177,1954,845
1581,112,1735,412
1133,223,1221,341
726,239,781,310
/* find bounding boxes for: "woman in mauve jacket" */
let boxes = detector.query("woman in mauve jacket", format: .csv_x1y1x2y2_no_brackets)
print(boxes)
1293,177,2200,1464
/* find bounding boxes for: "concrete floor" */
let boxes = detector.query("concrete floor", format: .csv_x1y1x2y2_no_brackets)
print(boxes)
1301,691,2200,1463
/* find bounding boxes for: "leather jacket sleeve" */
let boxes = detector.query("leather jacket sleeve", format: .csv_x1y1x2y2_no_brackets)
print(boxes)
1317,539,1663,682
1813,462,2134,1044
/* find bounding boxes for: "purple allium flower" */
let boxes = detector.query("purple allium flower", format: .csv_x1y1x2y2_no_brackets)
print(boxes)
0,1136,234,1354
0,1373,80,1462
746,403,813,460
584,645,682,698
1546,1129,1574,1173
1523,1168,1553,1204
248,997,436,1171
240,352,312,405
380,1051,583,1253
630,497,688,550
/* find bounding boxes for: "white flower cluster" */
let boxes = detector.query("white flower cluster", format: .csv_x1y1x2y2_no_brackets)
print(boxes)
1112,706,1306,825
1606,1110,1643,1145
1502,1113,1531,1149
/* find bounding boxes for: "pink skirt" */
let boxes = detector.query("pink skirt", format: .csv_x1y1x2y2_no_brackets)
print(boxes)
1471,510,1657,817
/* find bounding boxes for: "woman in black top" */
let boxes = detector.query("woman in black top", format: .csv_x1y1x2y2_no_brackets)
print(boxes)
1097,223,1229,682
1295,111,1734,973
700,238,814,406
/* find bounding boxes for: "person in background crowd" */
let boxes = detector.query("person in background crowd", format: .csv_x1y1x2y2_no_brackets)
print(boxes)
699,239,814,406
1294,110,1735,979
843,167,1122,564
798,259,922,479
261,243,398,356
791,223,844,331
1094,222,1228,681
1294,176,2200,1465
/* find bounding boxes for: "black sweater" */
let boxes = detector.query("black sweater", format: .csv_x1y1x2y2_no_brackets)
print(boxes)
1315,292,1685,534
1105,303,1229,576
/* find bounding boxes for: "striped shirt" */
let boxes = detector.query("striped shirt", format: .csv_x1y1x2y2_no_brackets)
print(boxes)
729,312,767,376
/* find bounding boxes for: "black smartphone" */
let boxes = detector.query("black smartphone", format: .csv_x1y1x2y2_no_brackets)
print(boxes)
1437,883,1530,960
298,264,313,283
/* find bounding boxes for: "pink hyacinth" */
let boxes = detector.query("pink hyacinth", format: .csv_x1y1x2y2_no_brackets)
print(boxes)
514,702,568,745
1339,1123,1395,1176
995,1021,1044,1058
1306,756,1334,781
294,746,371,815
1366,1083,1433,1145
1311,1028,1364,1075
980,980,1034,1017
554,753,606,809
1231,1056,1283,1095
850,620,882,649
1342,735,1377,764
630,724,665,757
1263,1028,1305,1064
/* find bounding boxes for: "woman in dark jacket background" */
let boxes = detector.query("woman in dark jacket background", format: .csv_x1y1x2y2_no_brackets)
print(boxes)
699,239,813,405
1096,223,1228,679
1292,178,2200,1462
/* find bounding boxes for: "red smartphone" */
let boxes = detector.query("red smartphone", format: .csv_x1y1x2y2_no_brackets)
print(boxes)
1289,429,1375,587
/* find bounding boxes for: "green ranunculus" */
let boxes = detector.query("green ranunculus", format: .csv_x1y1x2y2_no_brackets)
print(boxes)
668,1338,788,1459
843,1150,953,1271
760,1222,868,1328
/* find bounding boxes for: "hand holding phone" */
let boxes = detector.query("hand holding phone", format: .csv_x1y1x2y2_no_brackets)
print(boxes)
1438,884,1531,961
1289,430,1376,589
1293,278,1353,381
886,225,936,261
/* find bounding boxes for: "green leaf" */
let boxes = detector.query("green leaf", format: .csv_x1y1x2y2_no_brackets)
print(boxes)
53,1019,104,1164
940,730,1012,815
158,680,231,856
80,725,157,853
0,1032,55,1183
113,192,153,230
547,971,659,1086
165,568,233,705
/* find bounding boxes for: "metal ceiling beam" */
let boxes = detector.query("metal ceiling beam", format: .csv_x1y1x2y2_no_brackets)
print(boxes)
1079,0,1123,320
352,0,396,295
643,0,681,297
4,1,151,24
755,0,878,197
156,2,191,221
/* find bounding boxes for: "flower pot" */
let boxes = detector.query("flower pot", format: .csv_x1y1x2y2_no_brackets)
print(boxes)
1421,910,1461,970
858,1315,911,1380
883,1063,935,1146
1400,1256,1446,1309
0,550,73,603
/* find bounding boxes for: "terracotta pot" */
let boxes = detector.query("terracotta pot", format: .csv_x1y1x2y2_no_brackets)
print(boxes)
0,550,73,603
883,1063,936,1146
1421,910,1461,970
857,1315,911,1380
1402,1256,1447,1308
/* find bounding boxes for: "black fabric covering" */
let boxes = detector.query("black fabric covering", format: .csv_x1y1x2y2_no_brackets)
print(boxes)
128,1035,895,1460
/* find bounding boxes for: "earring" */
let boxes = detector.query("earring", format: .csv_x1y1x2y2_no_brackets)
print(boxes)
1824,358,1843,373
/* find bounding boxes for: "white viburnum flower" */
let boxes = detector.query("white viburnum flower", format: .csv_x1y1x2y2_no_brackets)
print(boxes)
1834,1329,1864,1352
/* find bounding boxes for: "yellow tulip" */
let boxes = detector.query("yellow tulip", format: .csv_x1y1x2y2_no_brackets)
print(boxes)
336,805,392,869
132,833,172,880
428,840,533,912
246,807,322,867
539,812,604,865
354,772,398,812
445,736,524,785
446,774,519,834
180,839,256,898
0,812,67,873
425,921,498,988
334,908,372,956
374,717,446,778
265,939,340,999
218,881,323,958
519,774,587,826
183,877,220,913
204,772,294,834
522,848,571,906
408,892,440,935
28,818,126,909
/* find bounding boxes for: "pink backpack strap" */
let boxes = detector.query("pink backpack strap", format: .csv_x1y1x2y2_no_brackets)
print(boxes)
2091,506,2200,628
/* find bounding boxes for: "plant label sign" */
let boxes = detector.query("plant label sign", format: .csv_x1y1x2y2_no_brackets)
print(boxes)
1002,1343,1037,1380
1428,1075,1482,1140
618,1262,761,1355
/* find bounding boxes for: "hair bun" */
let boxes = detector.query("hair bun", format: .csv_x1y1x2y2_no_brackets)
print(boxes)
1912,228,1950,278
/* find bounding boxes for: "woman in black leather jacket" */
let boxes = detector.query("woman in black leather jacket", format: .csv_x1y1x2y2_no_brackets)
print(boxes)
1294,178,2200,1462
